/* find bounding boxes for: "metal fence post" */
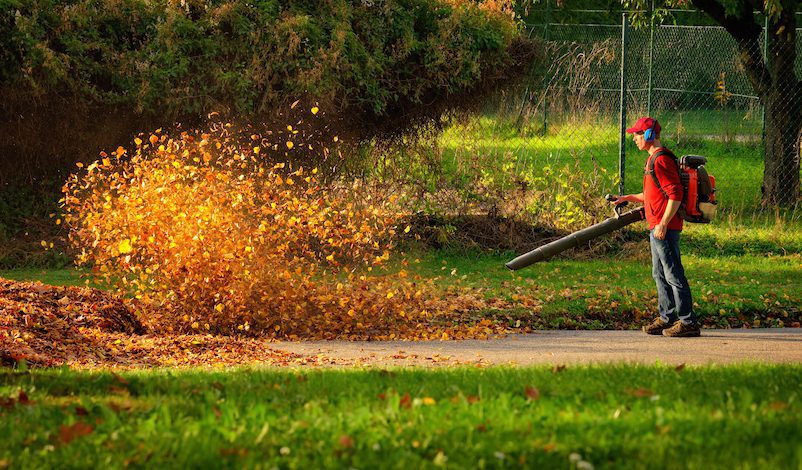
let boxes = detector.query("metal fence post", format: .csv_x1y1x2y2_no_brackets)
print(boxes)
542,0,552,135
761,14,768,158
619,13,629,196
646,0,655,116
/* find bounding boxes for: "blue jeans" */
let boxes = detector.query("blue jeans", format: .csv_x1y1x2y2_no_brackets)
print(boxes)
650,229,696,325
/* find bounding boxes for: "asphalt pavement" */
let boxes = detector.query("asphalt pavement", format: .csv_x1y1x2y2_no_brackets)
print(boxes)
271,329,802,367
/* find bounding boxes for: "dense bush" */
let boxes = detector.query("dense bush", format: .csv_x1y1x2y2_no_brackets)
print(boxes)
2,0,522,118
63,115,430,337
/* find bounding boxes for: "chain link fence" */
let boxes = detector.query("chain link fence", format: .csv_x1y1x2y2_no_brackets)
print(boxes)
429,10,801,226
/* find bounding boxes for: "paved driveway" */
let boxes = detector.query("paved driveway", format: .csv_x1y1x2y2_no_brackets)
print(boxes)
272,329,802,367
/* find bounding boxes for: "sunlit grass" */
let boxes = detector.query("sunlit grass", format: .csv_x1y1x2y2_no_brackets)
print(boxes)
1,365,801,468
437,112,784,213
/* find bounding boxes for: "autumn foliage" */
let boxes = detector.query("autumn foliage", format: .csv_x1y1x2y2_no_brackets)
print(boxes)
63,117,429,338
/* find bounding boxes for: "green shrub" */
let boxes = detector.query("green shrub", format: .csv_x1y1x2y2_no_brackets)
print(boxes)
2,0,524,117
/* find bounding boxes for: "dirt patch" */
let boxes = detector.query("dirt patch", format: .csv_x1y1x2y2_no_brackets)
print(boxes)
405,213,646,255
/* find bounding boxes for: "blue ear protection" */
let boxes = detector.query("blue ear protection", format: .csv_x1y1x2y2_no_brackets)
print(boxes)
644,127,655,142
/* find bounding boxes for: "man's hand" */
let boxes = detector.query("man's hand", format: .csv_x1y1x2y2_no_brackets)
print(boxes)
609,195,628,206
609,193,644,205
654,222,667,240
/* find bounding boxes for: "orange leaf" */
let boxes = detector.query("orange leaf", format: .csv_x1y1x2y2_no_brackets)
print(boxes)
59,422,94,444
625,388,654,398
338,435,354,448
399,392,412,409
525,385,540,401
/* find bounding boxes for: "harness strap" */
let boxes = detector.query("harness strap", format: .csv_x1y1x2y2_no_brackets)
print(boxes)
646,149,681,200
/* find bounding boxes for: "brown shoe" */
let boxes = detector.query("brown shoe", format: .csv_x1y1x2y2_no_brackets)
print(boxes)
662,321,701,337
642,317,675,335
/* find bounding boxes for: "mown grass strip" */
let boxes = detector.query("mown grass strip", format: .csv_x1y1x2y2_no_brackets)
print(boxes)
1,365,801,468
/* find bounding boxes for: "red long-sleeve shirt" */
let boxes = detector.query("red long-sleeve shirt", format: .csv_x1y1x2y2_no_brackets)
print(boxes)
643,148,684,231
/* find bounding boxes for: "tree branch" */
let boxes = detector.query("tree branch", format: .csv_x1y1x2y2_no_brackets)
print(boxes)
690,0,769,96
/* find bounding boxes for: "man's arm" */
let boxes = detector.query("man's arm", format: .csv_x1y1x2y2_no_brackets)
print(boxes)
660,199,681,226
653,198,681,240
612,193,644,204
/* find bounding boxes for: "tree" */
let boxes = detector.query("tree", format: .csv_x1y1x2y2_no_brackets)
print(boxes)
625,0,801,206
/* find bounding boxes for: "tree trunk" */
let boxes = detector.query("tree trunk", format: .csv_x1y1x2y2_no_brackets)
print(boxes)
760,5,801,207
698,0,802,207
761,88,802,206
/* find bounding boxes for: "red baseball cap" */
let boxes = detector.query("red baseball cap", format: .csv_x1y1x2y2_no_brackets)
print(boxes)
626,116,660,135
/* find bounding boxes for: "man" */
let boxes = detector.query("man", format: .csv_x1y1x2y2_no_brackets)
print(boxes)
612,116,700,337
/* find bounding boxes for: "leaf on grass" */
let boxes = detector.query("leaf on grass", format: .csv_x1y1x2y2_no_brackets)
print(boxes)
399,392,412,409
59,422,94,444
625,388,654,398
220,448,248,457
525,386,540,401
674,363,686,372
338,435,354,448
108,386,129,395
769,401,789,411
108,401,132,413
111,372,130,386
552,365,566,373
17,390,31,406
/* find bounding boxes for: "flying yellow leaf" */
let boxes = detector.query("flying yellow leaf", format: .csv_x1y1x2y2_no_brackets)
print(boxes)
118,239,133,254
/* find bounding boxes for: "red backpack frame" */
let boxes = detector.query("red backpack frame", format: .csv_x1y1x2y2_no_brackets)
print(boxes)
647,150,717,224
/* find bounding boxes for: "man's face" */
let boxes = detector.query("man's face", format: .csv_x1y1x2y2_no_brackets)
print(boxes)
633,131,648,151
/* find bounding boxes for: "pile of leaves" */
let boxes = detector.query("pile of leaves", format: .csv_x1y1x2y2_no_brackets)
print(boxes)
0,276,527,368
0,278,357,368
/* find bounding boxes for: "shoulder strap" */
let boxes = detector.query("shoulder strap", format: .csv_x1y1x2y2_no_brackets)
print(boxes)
647,149,680,200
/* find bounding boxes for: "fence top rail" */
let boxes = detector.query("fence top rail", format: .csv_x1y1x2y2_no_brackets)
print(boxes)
526,23,622,28
522,7,802,15
526,22,802,32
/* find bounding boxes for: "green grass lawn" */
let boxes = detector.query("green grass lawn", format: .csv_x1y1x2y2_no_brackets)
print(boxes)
437,111,785,210
1,365,801,468
0,268,85,287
